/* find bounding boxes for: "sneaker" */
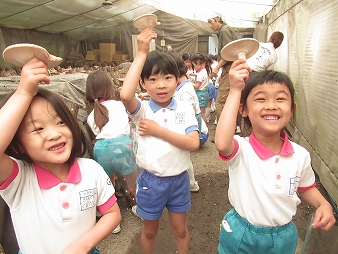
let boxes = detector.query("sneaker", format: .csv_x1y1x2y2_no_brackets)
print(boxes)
131,205,143,220
190,181,200,192
112,224,121,234
236,126,241,134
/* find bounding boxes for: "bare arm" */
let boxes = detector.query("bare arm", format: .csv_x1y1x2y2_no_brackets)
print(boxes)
120,28,157,113
62,202,121,254
138,119,200,152
215,59,250,157
299,188,336,231
211,59,226,77
0,58,49,182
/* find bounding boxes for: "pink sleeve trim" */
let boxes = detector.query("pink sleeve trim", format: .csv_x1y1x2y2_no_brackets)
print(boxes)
0,160,19,190
298,182,316,192
97,194,118,213
218,139,239,161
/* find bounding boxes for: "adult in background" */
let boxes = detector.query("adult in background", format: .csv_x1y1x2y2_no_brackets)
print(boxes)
246,31,284,72
208,16,238,126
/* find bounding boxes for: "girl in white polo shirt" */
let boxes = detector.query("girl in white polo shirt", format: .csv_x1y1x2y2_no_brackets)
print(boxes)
215,59,336,254
0,58,121,254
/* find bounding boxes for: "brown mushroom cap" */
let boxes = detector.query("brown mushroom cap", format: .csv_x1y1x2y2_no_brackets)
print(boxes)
220,38,259,61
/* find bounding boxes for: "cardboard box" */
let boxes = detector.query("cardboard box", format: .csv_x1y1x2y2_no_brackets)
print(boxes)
100,52,114,62
113,53,130,60
86,54,95,61
99,43,116,54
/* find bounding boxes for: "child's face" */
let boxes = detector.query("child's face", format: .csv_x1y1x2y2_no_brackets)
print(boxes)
241,82,294,136
141,72,178,108
184,59,192,68
18,97,73,169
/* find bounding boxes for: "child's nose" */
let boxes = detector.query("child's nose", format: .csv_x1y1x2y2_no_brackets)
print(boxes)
46,129,62,140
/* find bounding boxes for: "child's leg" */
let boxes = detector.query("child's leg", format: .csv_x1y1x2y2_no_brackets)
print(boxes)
141,219,160,254
124,169,139,197
168,211,190,254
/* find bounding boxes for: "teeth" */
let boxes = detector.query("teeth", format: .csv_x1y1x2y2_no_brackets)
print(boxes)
264,116,279,120
50,144,64,151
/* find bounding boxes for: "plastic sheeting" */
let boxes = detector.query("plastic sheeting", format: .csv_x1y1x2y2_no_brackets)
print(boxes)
262,0,338,205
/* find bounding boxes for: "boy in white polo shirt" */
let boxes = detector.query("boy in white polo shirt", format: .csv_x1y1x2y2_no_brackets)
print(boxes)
120,28,199,254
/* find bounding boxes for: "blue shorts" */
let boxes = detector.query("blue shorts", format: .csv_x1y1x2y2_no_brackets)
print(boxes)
94,135,138,176
135,170,191,220
218,209,298,254
195,90,209,107
200,133,209,145
208,83,218,100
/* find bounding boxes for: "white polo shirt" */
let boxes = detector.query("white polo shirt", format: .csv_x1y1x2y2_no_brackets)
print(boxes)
175,79,201,115
246,42,278,72
87,100,130,139
129,98,198,176
0,158,116,254
219,131,316,227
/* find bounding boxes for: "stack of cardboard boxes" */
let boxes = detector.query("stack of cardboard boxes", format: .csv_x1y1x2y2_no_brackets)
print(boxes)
99,43,116,62
85,43,130,63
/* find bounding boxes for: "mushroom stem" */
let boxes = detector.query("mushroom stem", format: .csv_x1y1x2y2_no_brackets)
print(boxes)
237,52,246,60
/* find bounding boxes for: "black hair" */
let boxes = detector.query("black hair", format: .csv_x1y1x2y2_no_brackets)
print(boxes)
191,52,212,76
140,50,179,82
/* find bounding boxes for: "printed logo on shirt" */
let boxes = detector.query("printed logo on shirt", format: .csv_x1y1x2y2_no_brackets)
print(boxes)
175,112,185,124
288,176,300,196
79,188,98,210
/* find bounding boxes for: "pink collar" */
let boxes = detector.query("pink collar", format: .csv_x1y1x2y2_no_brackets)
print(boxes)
249,131,294,159
34,160,82,189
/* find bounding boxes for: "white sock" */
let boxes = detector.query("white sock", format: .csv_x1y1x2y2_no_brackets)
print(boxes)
205,108,211,119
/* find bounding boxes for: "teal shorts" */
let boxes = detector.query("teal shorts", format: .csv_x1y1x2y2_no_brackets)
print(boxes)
218,209,298,254
94,135,138,176
195,90,209,107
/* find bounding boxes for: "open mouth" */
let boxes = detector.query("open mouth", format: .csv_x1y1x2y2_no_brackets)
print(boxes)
49,143,65,151
263,115,280,120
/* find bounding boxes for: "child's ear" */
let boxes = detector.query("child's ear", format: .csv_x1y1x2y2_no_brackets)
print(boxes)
239,104,248,117
292,102,297,113
139,78,146,90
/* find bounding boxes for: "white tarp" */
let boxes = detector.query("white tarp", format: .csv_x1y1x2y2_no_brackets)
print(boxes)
262,0,338,205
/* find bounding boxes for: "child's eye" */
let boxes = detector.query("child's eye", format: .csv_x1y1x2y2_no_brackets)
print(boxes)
32,127,43,133
57,120,65,125
149,78,156,82
276,97,287,101
165,76,172,80
256,98,265,101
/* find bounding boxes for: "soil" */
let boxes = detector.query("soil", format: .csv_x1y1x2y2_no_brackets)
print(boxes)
97,113,338,254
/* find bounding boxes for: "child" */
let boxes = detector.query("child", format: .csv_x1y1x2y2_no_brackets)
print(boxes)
0,58,121,254
172,53,203,192
246,31,284,72
191,52,211,124
215,59,336,254
85,70,139,233
181,52,195,82
120,28,200,254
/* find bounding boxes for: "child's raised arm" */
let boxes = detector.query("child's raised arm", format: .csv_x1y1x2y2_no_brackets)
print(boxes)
215,59,250,157
120,28,157,113
0,58,49,182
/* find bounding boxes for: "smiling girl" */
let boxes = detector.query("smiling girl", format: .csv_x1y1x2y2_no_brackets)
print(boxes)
0,58,121,254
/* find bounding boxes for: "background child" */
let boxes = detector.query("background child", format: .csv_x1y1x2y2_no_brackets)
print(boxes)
191,52,211,124
215,59,336,254
85,70,139,233
181,52,195,82
120,28,200,254
0,58,121,254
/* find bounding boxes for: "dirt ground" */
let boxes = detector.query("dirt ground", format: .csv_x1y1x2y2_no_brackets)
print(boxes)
96,113,338,254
